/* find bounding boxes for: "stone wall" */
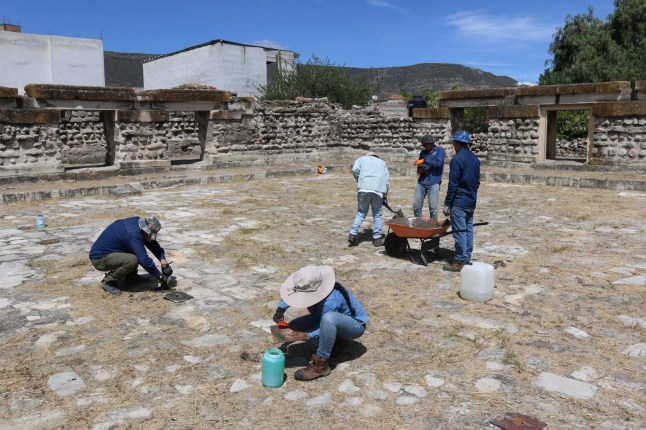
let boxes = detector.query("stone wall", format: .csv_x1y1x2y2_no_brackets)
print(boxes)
556,138,587,158
206,98,434,165
0,109,62,174
481,106,540,163
591,102,646,164
2,82,646,177
59,111,108,167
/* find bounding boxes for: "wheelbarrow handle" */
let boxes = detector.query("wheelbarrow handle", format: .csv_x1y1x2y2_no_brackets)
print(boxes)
439,222,489,237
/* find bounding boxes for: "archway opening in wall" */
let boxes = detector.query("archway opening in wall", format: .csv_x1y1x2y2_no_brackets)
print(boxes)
545,108,591,163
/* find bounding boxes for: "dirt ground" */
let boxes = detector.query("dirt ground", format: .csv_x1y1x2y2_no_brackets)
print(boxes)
0,171,645,429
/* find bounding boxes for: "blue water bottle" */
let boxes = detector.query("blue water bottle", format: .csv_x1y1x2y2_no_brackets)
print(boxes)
36,215,46,229
261,348,285,388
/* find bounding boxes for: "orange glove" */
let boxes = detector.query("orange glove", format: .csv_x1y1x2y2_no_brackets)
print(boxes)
414,159,424,165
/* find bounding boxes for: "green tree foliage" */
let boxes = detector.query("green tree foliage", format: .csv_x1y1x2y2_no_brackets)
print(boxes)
463,108,489,134
540,1,646,84
557,110,589,140
258,55,377,109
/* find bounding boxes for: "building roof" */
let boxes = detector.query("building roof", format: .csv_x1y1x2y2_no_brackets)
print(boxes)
144,39,299,63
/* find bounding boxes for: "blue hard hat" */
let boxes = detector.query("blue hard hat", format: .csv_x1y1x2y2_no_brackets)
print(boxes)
452,130,471,145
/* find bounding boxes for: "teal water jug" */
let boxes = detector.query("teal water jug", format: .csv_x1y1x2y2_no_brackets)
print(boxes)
261,348,285,388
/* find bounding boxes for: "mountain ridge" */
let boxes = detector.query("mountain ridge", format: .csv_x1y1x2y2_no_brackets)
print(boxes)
104,51,517,94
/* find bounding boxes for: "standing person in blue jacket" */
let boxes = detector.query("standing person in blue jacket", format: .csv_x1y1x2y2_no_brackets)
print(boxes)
348,151,390,247
443,131,481,272
271,265,368,381
89,216,173,295
413,134,445,220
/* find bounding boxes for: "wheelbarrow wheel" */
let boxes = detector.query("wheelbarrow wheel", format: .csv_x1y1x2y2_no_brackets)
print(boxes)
384,233,407,257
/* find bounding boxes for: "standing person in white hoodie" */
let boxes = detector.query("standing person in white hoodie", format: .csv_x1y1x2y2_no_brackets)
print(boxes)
348,152,390,247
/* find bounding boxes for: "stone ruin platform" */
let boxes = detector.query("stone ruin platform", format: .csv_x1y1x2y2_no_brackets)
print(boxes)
0,164,645,429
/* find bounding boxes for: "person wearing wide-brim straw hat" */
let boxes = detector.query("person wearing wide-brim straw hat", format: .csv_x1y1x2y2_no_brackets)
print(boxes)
89,216,173,295
442,130,481,272
271,265,369,381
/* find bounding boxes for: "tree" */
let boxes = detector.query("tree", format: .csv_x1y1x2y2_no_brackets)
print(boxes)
540,1,646,84
258,55,378,109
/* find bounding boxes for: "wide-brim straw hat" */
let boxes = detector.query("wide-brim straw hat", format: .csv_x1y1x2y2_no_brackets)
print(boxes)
279,265,335,308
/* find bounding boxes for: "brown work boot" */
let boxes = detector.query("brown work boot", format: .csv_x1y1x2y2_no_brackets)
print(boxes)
294,354,331,381
443,261,465,272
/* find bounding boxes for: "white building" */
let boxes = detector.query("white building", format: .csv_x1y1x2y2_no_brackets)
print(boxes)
143,39,298,97
0,27,105,94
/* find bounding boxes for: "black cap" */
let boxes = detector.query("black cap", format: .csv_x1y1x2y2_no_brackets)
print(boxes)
420,135,435,145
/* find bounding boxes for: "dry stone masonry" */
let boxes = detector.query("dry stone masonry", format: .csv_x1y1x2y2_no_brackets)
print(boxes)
0,81,646,177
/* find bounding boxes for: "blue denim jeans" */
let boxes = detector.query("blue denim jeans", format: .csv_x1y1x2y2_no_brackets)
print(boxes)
291,312,366,360
413,182,440,219
450,205,474,263
350,191,384,239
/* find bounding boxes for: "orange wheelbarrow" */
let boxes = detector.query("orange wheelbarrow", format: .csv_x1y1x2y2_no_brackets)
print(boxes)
385,217,488,266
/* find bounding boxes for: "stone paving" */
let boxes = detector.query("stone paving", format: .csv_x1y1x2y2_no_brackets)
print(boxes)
0,171,645,429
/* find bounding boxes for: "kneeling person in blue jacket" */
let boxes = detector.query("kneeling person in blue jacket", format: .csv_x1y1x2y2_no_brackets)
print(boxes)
272,265,368,381
89,216,173,295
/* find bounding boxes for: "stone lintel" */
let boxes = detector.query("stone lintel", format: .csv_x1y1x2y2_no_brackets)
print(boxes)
441,98,510,108
117,110,170,123
0,109,61,124
0,86,18,98
515,81,631,97
146,101,226,111
25,84,136,101
592,102,646,118
440,87,516,101
516,95,557,105
32,99,134,110
413,107,450,119
138,89,230,103
488,105,540,119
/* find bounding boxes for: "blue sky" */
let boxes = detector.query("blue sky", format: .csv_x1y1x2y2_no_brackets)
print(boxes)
2,0,616,83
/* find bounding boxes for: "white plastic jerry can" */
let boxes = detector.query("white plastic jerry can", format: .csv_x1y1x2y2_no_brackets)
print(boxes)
459,262,495,302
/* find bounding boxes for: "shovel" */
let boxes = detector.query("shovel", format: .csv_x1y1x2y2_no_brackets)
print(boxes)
383,198,405,218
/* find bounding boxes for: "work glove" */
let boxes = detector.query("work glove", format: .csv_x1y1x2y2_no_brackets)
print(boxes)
272,307,286,323
158,274,169,290
162,263,173,277
382,197,388,207
443,205,451,216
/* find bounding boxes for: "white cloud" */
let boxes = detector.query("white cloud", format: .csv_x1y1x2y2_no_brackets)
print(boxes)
447,11,555,43
366,0,405,14
249,39,290,50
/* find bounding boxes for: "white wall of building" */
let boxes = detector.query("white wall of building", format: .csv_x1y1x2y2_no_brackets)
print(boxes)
0,31,104,94
143,42,268,97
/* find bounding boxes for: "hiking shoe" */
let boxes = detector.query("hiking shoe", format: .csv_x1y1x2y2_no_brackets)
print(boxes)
294,354,331,381
348,234,358,246
373,236,385,247
101,280,122,296
443,261,466,272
